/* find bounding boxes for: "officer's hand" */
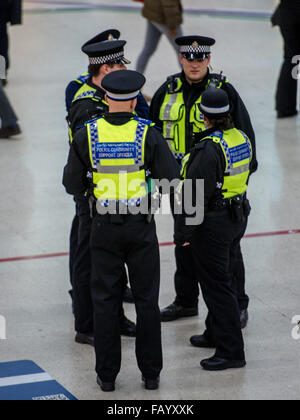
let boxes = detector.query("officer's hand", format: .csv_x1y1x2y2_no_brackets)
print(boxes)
168,28,178,37
183,242,190,247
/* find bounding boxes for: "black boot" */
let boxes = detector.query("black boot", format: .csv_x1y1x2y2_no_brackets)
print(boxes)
160,302,198,322
142,376,160,390
97,376,115,392
75,332,94,346
190,335,216,348
120,316,136,337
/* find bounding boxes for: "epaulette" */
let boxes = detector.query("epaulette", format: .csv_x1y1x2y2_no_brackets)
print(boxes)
74,73,90,85
166,73,182,94
210,130,224,139
207,72,228,89
75,125,85,131
133,116,154,126
72,88,97,104
166,72,181,84
84,116,103,126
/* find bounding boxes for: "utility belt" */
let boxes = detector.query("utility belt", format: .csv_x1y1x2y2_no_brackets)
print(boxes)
89,178,160,224
95,213,150,225
207,193,251,222
91,198,155,224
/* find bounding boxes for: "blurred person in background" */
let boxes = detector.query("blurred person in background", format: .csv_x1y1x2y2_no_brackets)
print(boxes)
0,0,22,85
0,80,21,138
135,0,183,101
271,0,300,118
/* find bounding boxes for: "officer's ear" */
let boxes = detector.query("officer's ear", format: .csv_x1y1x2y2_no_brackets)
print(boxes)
130,98,138,112
102,64,111,75
179,53,184,66
203,115,212,129
105,94,112,107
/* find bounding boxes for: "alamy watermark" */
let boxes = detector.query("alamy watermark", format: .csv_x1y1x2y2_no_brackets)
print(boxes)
291,315,300,340
0,315,6,340
95,176,204,226
292,56,300,80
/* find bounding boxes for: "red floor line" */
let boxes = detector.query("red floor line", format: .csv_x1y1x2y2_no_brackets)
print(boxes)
244,229,300,238
0,252,70,264
1,229,300,264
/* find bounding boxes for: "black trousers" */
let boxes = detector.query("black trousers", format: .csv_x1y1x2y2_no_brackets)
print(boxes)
69,213,79,290
191,214,245,361
72,198,129,334
90,215,163,382
0,21,9,70
276,23,300,116
174,215,249,311
72,198,93,333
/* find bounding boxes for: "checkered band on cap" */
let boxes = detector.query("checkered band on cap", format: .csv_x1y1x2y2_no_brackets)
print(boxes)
89,51,124,65
180,45,211,54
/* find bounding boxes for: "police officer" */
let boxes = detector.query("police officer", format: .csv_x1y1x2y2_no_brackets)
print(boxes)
67,35,139,346
67,31,148,303
65,29,149,118
63,70,179,391
150,35,257,325
68,32,149,134
175,88,251,370
67,30,135,304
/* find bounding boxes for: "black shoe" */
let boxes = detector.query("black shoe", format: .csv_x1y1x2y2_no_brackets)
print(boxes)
123,286,134,304
277,111,298,119
200,356,246,371
120,317,136,337
75,332,94,346
160,302,198,322
97,376,115,392
0,124,21,139
142,376,160,390
240,309,249,329
190,335,216,348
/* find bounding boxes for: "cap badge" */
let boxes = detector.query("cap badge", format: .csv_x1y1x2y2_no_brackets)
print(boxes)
192,41,199,49
108,34,114,41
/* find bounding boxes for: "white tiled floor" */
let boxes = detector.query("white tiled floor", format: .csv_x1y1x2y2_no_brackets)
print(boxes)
0,0,299,400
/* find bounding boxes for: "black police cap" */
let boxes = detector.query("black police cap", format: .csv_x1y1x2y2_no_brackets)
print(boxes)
176,35,215,61
82,40,131,65
200,88,230,117
82,29,121,49
102,70,146,101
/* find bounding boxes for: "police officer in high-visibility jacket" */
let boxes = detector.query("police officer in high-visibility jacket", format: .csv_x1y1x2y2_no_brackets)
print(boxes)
63,70,180,392
150,35,257,325
175,88,252,371
68,30,149,135
67,34,139,347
